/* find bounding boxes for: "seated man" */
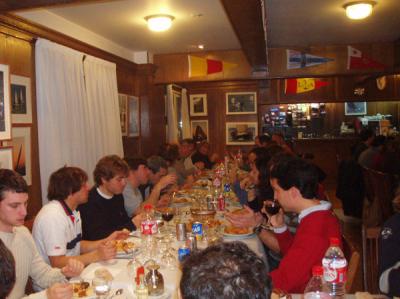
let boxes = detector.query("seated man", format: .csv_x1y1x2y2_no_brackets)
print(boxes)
123,157,176,217
180,241,271,299
33,166,129,268
1,239,73,299
227,157,340,293
0,169,83,299
191,141,218,170
79,155,142,240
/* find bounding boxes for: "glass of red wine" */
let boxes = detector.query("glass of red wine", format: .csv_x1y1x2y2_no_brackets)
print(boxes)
161,208,174,223
263,200,281,229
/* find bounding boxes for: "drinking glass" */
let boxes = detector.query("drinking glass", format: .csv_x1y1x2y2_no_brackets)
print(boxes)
160,236,177,269
263,200,281,229
92,276,111,299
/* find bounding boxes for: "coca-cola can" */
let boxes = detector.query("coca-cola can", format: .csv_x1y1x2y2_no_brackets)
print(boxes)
176,223,187,241
218,194,225,211
186,233,197,251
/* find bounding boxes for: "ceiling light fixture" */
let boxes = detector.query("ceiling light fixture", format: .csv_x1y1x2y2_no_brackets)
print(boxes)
343,1,376,20
145,14,174,32
198,44,204,49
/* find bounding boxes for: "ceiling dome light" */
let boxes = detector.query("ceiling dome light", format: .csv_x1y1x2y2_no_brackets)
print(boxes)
145,14,174,32
344,1,376,20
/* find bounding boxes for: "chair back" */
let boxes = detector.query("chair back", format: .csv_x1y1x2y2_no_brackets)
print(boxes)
362,168,394,227
362,225,381,294
342,233,361,293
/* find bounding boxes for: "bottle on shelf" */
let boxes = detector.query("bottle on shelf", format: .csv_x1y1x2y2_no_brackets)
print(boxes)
322,237,347,299
304,265,331,299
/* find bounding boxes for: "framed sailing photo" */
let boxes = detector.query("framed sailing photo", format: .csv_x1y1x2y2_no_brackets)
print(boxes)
0,64,11,140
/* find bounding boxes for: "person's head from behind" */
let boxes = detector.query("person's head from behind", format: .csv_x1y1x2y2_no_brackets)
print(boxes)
180,241,271,299
160,144,180,166
47,166,89,205
93,155,128,195
0,169,29,232
256,134,271,147
371,135,386,149
359,127,374,144
269,157,319,212
124,157,149,186
147,156,168,185
0,239,15,298
179,139,195,158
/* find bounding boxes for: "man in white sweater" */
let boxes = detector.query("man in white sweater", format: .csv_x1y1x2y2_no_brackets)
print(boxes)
0,169,84,299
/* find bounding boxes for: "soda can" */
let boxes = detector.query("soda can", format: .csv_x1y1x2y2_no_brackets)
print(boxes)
192,222,203,241
186,233,197,252
178,245,190,262
176,223,187,241
218,194,225,211
206,195,215,211
224,183,231,192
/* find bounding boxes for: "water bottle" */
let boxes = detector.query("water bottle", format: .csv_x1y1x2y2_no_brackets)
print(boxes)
304,265,331,299
322,237,347,299
140,204,157,258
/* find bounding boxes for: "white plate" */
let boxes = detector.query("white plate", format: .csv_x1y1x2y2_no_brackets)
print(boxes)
223,231,255,239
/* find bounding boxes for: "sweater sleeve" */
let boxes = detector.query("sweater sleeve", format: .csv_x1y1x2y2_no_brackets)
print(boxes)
22,228,66,288
270,232,328,293
22,290,48,299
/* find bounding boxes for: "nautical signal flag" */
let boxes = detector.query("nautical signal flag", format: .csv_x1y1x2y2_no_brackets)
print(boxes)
347,46,385,70
287,49,333,69
285,78,329,94
188,55,236,77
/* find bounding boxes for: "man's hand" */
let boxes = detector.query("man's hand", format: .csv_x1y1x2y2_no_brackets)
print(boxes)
60,259,84,278
46,283,73,299
105,230,129,242
132,213,143,229
97,241,116,261
156,174,177,190
156,194,170,208
225,205,263,228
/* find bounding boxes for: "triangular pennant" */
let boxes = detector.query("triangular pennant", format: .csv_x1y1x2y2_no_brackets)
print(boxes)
347,46,385,69
206,59,223,74
285,78,329,94
287,49,333,69
188,55,237,77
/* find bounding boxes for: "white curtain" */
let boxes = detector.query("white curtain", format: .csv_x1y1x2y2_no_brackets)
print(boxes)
181,88,191,139
166,84,179,143
35,39,123,204
83,56,123,161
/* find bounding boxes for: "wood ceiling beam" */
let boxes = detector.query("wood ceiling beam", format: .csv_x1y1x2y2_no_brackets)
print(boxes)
0,0,116,12
220,0,267,72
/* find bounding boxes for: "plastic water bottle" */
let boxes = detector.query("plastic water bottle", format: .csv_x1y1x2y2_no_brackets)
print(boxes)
322,237,347,299
304,265,331,299
140,204,157,258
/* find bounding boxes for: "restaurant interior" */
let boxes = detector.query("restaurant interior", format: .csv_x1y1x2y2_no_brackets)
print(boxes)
1,0,400,297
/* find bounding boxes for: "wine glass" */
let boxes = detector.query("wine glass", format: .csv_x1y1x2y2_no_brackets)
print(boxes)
160,236,177,269
264,200,281,229
92,276,111,299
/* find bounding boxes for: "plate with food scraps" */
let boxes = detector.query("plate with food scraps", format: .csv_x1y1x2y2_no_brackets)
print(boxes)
112,240,137,258
223,226,255,239
71,281,95,298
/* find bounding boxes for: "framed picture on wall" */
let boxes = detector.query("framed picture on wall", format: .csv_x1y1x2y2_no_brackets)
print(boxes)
11,75,32,124
226,122,258,145
345,101,367,116
0,64,11,141
4,126,32,185
226,92,257,115
118,94,128,136
191,120,208,142
189,94,207,116
0,146,13,170
128,95,140,137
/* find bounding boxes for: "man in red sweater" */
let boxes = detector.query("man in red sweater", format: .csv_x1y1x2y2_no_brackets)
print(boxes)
227,157,341,293
267,157,341,293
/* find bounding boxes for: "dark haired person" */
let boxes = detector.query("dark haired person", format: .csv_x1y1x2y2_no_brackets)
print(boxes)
0,238,15,298
228,157,340,292
351,127,374,161
0,169,82,299
123,157,176,217
180,242,271,299
33,166,128,268
79,155,142,240
255,134,271,148
191,141,218,170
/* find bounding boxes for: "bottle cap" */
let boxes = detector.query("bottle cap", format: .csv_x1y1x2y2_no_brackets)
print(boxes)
144,204,153,210
312,265,323,276
330,237,340,246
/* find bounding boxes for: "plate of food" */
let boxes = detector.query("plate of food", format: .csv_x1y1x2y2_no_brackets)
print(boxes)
223,226,254,238
112,240,136,258
170,197,192,207
71,281,95,298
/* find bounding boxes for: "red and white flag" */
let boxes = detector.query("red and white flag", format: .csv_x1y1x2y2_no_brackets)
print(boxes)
347,46,385,69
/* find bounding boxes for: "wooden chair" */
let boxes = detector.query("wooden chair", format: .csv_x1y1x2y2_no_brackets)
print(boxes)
342,233,362,293
362,225,381,294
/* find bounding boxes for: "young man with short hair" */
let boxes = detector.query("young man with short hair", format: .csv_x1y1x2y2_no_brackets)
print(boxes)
180,242,271,299
33,166,129,268
79,155,142,240
0,169,83,299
